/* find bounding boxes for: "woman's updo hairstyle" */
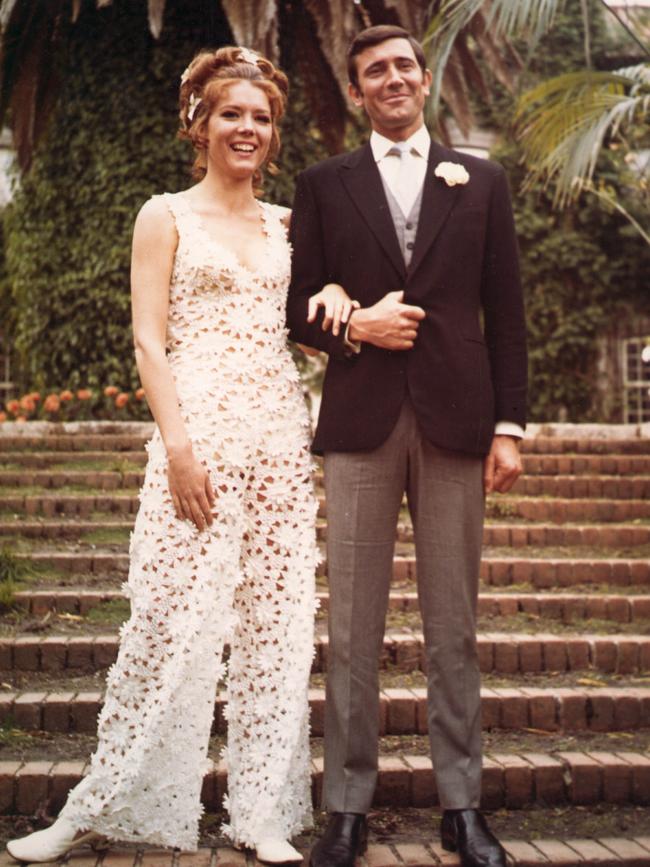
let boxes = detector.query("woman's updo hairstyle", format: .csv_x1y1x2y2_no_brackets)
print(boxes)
179,46,289,185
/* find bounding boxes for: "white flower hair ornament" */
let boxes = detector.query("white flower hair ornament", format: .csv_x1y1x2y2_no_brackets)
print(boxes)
237,47,260,65
187,92,202,123
434,161,470,187
180,64,191,85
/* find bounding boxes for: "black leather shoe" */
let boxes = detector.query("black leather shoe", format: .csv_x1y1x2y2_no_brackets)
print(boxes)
440,810,506,867
310,813,367,867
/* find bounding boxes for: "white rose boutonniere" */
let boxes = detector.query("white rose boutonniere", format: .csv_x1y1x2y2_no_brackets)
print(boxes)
434,161,470,187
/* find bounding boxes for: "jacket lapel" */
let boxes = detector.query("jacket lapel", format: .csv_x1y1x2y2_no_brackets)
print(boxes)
338,144,407,282
407,141,461,282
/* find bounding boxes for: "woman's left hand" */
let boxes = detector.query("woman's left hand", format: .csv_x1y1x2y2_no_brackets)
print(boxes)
307,283,360,337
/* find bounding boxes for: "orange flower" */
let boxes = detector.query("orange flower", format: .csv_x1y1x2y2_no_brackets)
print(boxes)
0,412,6,423
115,392,130,409
59,390,73,402
29,392,41,402
43,393,61,413
77,388,92,400
135,387,146,401
104,386,119,397
6,399,19,415
19,395,36,413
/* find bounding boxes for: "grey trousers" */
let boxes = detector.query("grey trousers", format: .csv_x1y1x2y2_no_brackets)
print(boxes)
322,399,484,812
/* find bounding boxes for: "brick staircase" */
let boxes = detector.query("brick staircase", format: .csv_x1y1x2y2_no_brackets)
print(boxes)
0,424,649,866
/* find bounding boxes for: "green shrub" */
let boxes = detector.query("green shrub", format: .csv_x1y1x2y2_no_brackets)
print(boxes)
2,0,330,394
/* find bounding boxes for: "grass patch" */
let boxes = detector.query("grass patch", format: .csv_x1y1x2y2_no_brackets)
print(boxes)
83,527,131,546
85,598,130,625
0,720,40,748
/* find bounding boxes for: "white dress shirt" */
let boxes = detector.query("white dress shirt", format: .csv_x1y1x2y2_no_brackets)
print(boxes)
371,126,430,216
351,124,524,439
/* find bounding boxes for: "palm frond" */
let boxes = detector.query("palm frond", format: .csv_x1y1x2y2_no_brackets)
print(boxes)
220,0,279,63
514,64,650,205
424,0,522,129
147,0,166,40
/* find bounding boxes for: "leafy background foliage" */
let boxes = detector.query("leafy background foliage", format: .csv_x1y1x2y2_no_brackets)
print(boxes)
1,0,649,421
478,2,650,421
2,0,330,395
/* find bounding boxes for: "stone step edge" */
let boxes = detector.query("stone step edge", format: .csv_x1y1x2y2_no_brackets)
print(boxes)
1,632,649,675
11,553,650,588
7,471,650,494
2,686,648,736
2,750,650,816
16,839,650,867
4,521,650,548
12,588,650,623
3,496,650,523
1,840,650,867
6,449,650,475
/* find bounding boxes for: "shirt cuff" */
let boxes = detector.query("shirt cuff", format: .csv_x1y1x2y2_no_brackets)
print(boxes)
343,320,361,355
495,421,525,439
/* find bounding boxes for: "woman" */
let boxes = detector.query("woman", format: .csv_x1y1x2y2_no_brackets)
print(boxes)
7,46,354,865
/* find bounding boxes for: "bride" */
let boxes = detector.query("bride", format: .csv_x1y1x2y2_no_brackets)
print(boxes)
7,46,355,865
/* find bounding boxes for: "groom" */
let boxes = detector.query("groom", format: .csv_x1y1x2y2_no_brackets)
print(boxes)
286,24,527,867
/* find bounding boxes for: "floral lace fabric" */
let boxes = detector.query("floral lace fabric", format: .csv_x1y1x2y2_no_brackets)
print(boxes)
60,192,319,850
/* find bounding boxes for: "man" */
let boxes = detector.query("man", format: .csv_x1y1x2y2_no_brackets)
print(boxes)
286,24,527,867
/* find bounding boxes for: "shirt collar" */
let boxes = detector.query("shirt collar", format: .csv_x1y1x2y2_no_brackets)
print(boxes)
370,124,431,162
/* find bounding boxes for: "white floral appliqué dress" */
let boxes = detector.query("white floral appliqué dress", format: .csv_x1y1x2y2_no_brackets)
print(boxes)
60,192,319,850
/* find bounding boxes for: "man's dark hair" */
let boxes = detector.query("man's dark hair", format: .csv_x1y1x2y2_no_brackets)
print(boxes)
347,24,427,90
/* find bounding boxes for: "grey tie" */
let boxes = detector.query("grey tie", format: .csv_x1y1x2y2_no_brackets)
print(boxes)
387,142,417,216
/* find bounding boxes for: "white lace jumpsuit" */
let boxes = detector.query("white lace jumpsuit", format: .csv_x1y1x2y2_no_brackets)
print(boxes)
60,192,319,850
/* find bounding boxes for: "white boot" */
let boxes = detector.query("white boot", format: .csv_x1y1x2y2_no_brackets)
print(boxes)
255,838,303,865
6,817,103,863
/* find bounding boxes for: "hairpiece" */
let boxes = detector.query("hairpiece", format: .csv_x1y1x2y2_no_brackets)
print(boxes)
187,92,201,122
180,65,191,85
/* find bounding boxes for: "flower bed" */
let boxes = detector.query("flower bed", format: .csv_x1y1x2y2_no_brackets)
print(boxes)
1,387,151,424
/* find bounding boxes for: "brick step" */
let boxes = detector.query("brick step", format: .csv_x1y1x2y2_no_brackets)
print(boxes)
1,749,649,815
7,839,650,867
0,433,152,452
6,471,650,499
5,451,650,477
12,551,650,588
2,685,647,736
1,632,649,674
435,499,650,524
510,476,650,499
0,520,134,539
0,839,646,867
0,494,140,517
0,470,145,490
4,494,650,522
0,450,147,468
2,430,649,453
520,437,650,455
3,520,650,549
13,588,650,623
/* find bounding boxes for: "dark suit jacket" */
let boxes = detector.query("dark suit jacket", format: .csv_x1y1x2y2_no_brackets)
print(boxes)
286,139,527,456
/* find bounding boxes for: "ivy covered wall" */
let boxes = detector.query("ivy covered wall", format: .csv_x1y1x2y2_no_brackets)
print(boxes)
2,0,330,393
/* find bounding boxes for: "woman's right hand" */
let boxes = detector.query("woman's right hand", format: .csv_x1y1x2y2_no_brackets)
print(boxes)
167,443,216,531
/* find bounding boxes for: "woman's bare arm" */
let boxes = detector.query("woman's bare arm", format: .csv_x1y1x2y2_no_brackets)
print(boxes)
131,198,215,530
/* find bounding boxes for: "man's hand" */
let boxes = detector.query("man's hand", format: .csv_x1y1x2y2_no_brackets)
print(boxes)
348,291,425,350
483,435,522,494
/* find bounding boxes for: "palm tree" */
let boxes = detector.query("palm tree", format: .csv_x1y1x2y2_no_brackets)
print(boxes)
424,0,650,224
0,0,522,170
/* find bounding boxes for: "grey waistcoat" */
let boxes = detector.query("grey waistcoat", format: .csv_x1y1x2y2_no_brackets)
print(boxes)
379,175,424,268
